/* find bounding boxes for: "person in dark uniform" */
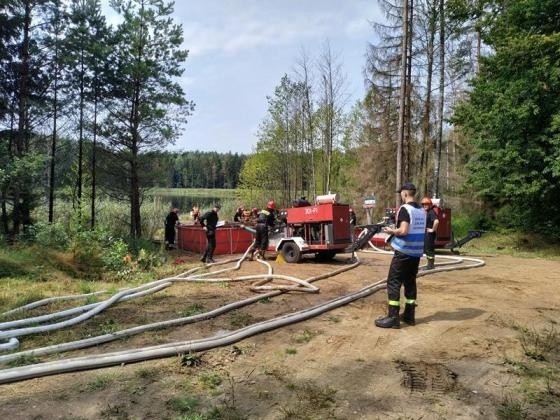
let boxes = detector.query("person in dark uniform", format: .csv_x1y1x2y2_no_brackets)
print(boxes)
199,204,221,263
375,182,426,329
233,206,244,222
349,208,357,226
164,207,180,250
421,197,439,270
250,200,276,260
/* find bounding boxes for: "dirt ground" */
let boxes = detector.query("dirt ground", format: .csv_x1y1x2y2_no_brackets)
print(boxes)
0,250,559,419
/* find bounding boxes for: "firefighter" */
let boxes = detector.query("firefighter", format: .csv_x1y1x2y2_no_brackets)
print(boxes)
233,206,244,222
250,200,276,260
164,207,180,250
375,182,426,329
242,207,253,224
190,206,200,223
349,208,357,226
199,203,221,263
421,197,439,270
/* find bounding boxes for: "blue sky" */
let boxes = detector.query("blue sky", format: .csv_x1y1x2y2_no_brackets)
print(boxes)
104,1,383,154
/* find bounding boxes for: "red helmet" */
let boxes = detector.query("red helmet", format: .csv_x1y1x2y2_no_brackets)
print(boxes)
349,207,353,212
267,200,276,210
421,197,432,206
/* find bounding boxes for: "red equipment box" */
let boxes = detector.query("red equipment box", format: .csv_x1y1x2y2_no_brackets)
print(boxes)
287,203,349,224
287,203,351,245
434,207,452,246
176,224,254,255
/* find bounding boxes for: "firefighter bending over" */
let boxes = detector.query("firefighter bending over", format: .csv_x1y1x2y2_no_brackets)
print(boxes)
250,200,276,260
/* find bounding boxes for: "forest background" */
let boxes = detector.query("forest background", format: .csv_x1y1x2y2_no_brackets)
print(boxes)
1,0,560,255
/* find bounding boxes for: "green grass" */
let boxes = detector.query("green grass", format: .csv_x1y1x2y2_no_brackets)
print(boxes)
292,328,321,344
453,230,560,259
86,373,116,391
181,303,206,317
198,372,222,390
497,395,525,420
148,188,239,198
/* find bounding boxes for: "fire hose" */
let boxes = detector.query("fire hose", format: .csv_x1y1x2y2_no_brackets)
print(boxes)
0,244,484,384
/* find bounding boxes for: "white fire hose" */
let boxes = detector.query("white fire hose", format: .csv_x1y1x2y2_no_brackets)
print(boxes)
0,242,484,384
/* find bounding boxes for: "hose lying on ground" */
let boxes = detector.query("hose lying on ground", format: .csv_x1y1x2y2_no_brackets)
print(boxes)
0,245,484,384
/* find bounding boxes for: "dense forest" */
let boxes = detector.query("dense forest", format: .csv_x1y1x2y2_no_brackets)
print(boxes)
1,0,559,241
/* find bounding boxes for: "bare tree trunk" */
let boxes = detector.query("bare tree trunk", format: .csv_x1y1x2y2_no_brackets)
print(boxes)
404,0,414,181
420,0,437,195
48,55,58,223
76,49,85,216
433,0,444,198
91,93,98,229
396,0,409,207
13,0,32,236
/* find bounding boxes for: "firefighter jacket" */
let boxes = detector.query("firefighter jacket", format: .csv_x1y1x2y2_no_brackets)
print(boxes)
256,209,275,227
199,210,219,231
391,203,426,258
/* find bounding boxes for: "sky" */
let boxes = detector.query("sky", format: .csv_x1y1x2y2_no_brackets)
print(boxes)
103,1,383,154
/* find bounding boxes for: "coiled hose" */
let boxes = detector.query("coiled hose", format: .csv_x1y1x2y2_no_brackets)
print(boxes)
0,243,484,384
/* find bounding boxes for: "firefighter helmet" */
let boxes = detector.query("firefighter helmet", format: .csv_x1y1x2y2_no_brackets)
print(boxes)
421,197,432,206
267,200,276,210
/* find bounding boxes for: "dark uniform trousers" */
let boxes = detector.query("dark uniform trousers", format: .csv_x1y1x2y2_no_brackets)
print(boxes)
386,250,420,302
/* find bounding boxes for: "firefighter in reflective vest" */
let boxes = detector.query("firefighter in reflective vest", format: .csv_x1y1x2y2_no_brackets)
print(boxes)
250,200,276,260
375,182,426,329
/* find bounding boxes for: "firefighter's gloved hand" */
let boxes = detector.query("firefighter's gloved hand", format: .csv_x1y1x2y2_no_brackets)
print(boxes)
202,226,207,231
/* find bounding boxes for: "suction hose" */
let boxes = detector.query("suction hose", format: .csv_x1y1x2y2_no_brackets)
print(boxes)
0,243,484,384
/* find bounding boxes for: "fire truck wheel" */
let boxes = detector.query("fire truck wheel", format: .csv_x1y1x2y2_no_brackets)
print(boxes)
315,251,336,261
281,242,302,263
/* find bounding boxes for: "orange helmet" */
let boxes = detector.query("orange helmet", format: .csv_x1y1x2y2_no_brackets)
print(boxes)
267,200,276,210
421,197,432,206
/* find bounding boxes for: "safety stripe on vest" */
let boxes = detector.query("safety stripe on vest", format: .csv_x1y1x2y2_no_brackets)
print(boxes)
388,300,400,306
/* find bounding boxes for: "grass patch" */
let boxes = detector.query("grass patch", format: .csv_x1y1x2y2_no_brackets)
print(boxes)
86,373,116,391
182,303,206,317
462,230,560,259
134,366,159,381
168,395,201,415
502,322,560,419
228,311,253,328
518,324,559,362
292,328,321,344
6,354,41,368
497,395,525,420
285,348,297,355
199,372,222,390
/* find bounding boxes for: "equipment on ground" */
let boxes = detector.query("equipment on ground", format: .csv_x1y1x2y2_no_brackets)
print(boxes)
266,198,383,263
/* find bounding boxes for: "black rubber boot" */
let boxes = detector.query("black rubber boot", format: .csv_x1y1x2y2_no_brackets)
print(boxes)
401,303,416,326
200,254,206,262
426,259,435,270
375,305,400,329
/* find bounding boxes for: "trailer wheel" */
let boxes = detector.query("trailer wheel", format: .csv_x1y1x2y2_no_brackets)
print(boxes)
282,242,302,263
315,250,336,261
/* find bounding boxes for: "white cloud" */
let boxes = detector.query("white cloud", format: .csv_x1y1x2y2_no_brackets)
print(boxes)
180,7,344,57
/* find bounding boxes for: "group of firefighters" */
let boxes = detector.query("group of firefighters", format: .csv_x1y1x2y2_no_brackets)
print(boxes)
165,185,440,329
